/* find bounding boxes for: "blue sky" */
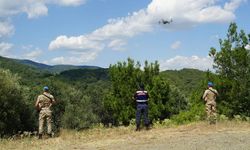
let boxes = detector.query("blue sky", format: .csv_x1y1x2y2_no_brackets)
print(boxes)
0,0,250,70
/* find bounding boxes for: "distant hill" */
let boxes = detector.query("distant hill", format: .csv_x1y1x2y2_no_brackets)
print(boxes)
0,56,53,86
15,59,102,73
15,59,51,70
160,68,207,97
0,55,107,82
0,56,49,77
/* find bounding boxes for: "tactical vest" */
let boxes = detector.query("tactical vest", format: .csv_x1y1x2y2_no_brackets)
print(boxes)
135,90,149,103
38,94,53,109
206,89,217,102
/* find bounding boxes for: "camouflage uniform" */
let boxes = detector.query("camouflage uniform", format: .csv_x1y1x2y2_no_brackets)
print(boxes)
35,92,55,136
203,87,218,123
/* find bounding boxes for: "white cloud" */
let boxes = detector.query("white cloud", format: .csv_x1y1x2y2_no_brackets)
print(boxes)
49,0,244,63
23,2,48,19
0,0,87,18
52,0,87,6
50,51,97,65
160,55,213,71
147,0,246,25
49,9,152,51
48,9,152,61
49,35,105,51
23,49,42,59
48,35,103,63
20,45,43,61
0,42,13,56
245,44,250,50
0,1,47,19
108,39,127,51
0,0,87,38
0,21,14,37
224,0,245,11
50,56,65,64
170,41,181,50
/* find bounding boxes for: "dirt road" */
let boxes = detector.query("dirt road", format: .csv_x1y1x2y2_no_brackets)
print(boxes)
1,122,250,150
81,122,250,150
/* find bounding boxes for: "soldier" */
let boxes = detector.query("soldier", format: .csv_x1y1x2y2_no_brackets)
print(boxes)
35,86,55,139
134,84,150,131
202,82,218,124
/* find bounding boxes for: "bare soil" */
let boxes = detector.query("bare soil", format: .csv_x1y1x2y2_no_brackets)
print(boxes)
1,122,250,150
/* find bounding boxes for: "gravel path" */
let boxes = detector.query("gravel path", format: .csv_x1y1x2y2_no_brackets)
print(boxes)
112,130,250,150
81,122,250,150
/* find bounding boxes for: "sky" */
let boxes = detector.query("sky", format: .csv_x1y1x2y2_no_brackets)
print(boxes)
0,0,250,71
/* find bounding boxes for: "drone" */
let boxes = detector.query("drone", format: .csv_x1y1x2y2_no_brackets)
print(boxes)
159,18,173,24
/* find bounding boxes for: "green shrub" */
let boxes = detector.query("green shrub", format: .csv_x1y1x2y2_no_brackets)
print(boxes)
152,119,162,128
245,117,250,122
218,114,229,121
233,115,242,122
62,93,99,130
0,69,33,136
129,119,136,126
171,104,205,124
161,119,173,127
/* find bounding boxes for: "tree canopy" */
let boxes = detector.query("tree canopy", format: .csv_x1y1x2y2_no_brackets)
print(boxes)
209,22,250,117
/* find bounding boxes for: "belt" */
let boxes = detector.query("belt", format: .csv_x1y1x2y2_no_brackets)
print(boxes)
137,102,148,105
136,100,148,102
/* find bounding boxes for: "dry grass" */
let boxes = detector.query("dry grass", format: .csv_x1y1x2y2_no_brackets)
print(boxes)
1,121,250,150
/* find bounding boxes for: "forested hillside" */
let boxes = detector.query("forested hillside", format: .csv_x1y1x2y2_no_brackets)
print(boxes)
57,68,109,84
161,69,206,97
0,55,203,98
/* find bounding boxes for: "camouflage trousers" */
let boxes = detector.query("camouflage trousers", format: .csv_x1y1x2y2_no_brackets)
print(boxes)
39,108,52,134
206,102,216,123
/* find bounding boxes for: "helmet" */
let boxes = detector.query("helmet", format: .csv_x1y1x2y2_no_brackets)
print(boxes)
208,82,213,87
43,86,49,91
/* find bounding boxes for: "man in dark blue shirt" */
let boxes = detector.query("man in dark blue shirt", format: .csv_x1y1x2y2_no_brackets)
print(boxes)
134,84,149,131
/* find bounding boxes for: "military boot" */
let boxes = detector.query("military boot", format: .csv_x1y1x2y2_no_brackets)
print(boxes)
210,118,216,125
145,124,150,130
135,124,140,131
47,133,52,138
48,133,52,138
38,134,42,139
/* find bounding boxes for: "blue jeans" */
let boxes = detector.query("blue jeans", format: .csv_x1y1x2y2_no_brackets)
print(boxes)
136,103,149,126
